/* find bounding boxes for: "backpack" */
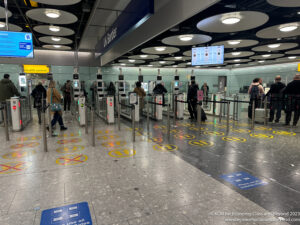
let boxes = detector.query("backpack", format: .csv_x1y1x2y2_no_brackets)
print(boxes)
250,85,259,100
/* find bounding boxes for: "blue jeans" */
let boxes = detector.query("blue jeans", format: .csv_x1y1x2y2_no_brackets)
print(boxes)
51,112,64,127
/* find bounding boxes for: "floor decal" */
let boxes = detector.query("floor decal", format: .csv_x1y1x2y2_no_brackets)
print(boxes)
0,161,32,174
250,133,274,139
222,136,247,143
16,136,41,141
57,138,82,145
174,134,195,140
56,146,85,154
2,150,36,159
10,142,40,149
231,128,251,133
153,144,178,152
273,130,296,136
203,131,225,136
148,137,164,143
58,133,81,138
56,154,88,166
97,135,120,141
101,140,127,148
189,127,208,131
188,140,214,147
108,149,136,158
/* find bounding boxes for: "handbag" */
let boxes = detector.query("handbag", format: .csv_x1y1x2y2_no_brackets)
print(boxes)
50,88,61,112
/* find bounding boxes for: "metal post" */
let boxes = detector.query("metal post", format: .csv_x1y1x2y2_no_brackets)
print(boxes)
42,109,47,152
118,102,121,131
173,95,177,125
85,106,88,134
167,103,170,140
236,95,239,121
91,107,95,147
233,96,236,121
226,102,230,131
219,100,222,123
251,99,255,130
2,104,9,141
147,101,150,134
212,94,216,116
264,97,268,126
47,107,53,136
132,106,135,142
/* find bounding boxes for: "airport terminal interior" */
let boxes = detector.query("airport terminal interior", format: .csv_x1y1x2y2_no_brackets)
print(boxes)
0,0,300,224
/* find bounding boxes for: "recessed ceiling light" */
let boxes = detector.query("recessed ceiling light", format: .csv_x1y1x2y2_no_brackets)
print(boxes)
121,63,126,66
175,56,183,60
51,37,61,42
53,45,61,48
155,47,166,52
222,17,241,25
128,59,136,63
279,24,298,32
258,60,265,63
45,9,61,18
147,65,153,67
49,26,60,32
187,62,192,65
232,52,241,56
0,22,5,28
179,35,194,42
268,44,281,49
228,40,241,45
262,54,271,58
140,55,148,58
298,12,300,15
159,61,166,64
288,56,297,59
234,59,241,62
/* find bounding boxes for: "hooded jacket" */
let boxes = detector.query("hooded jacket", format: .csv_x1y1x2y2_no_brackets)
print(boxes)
0,78,20,102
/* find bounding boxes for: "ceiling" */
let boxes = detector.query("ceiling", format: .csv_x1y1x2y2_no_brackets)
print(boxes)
109,0,300,68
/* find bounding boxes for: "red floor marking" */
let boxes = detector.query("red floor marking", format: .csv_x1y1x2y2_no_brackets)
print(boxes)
58,155,84,165
0,162,24,172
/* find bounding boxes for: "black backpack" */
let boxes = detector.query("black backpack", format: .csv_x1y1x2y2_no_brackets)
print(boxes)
250,85,259,99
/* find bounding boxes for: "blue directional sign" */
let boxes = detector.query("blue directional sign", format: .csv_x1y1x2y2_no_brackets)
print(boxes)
220,171,268,190
40,202,92,225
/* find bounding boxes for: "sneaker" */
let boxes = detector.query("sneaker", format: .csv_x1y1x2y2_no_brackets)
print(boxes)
60,126,68,131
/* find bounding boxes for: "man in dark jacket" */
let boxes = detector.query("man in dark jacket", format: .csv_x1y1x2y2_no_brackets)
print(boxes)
153,82,168,105
187,80,199,120
31,82,46,124
266,75,286,123
283,74,300,126
61,80,72,111
0,74,20,102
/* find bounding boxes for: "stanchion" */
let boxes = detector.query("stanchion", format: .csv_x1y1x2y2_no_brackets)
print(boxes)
42,109,47,152
167,103,170,140
233,96,236,121
85,105,88,134
219,100,223,123
173,95,177,126
47,107,53,136
118,102,121,131
226,101,230,131
132,106,135,142
91,107,95,147
264,97,268,126
251,100,255,130
147,101,150,134
2,104,9,141
236,95,239,121
197,103,202,134
212,94,216,116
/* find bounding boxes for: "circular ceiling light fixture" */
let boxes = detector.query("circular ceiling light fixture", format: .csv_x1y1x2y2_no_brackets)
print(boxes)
288,56,297,59
262,54,271,58
128,59,136,63
51,37,61,42
45,9,61,18
187,62,192,65
155,47,166,52
147,65,153,67
268,44,281,48
121,63,126,66
179,35,194,42
140,55,148,58
228,40,241,45
234,59,241,62
221,13,242,25
258,60,265,63
279,24,298,32
49,26,60,32
0,22,6,28
232,52,241,56
173,65,178,67
175,56,183,60
53,45,61,48
159,61,166,64
235,64,241,66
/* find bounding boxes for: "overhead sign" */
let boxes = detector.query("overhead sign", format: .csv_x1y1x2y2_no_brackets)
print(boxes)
192,46,224,66
23,65,50,74
298,63,300,72
41,202,92,225
95,0,154,56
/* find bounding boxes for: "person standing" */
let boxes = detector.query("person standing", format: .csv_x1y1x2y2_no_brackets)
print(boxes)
283,74,300,126
90,81,97,107
107,82,116,96
61,80,72,111
0,74,20,103
47,80,67,131
248,78,265,119
153,82,168,104
201,82,209,97
266,76,286,123
133,81,146,114
187,80,199,120
31,82,46,124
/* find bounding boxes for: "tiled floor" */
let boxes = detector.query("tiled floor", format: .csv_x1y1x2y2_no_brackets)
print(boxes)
0,111,299,225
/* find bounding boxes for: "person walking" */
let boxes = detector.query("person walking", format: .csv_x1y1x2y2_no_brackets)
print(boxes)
187,80,199,120
266,75,286,123
248,78,265,119
47,80,67,131
61,80,72,111
0,74,20,103
31,82,46,124
283,74,300,126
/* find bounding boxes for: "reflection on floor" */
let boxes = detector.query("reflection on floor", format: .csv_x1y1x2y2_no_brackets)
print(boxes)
0,112,299,225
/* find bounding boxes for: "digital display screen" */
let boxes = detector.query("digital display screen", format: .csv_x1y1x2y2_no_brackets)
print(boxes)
73,74,79,79
74,81,79,88
175,76,179,81
0,31,33,58
19,75,27,87
142,82,148,92
98,82,102,87
97,74,102,80
174,81,179,88
157,76,162,81
119,75,124,80
119,82,124,88
192,45,224,66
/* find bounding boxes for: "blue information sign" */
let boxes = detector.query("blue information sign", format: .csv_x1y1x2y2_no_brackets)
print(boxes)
40,202,92,225
95,0,154,56
220,171,268,190
0,31,33,58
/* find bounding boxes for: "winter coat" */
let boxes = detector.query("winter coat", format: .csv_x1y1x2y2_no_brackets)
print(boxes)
47,87,62,115
31,84,46,108
0,78,20,102
153,84,167,95
188,84,199,101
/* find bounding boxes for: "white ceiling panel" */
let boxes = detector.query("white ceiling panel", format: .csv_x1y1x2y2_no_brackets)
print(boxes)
90,9,118,27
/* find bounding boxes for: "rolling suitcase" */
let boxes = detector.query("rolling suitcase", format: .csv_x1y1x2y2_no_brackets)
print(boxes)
255,108,269,123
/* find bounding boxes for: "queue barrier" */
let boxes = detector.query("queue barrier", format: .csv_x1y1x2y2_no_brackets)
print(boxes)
0,103,9,141
118,102,136,142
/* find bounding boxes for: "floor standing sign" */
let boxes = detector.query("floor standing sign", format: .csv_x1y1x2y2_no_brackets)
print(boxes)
40,202,92,225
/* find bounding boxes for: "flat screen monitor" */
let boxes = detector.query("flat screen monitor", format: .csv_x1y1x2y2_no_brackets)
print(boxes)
157,76,162,81
175,76,179,81
142,82,148,92
74,81,79,88
174,81,179,88
97,74,102,80
98,82,102,87
191,76,195,81
19,75,27,87
192,46,224,66
0,31,33,58
73,74,79,79
119,75,124,80
119,82,124,88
